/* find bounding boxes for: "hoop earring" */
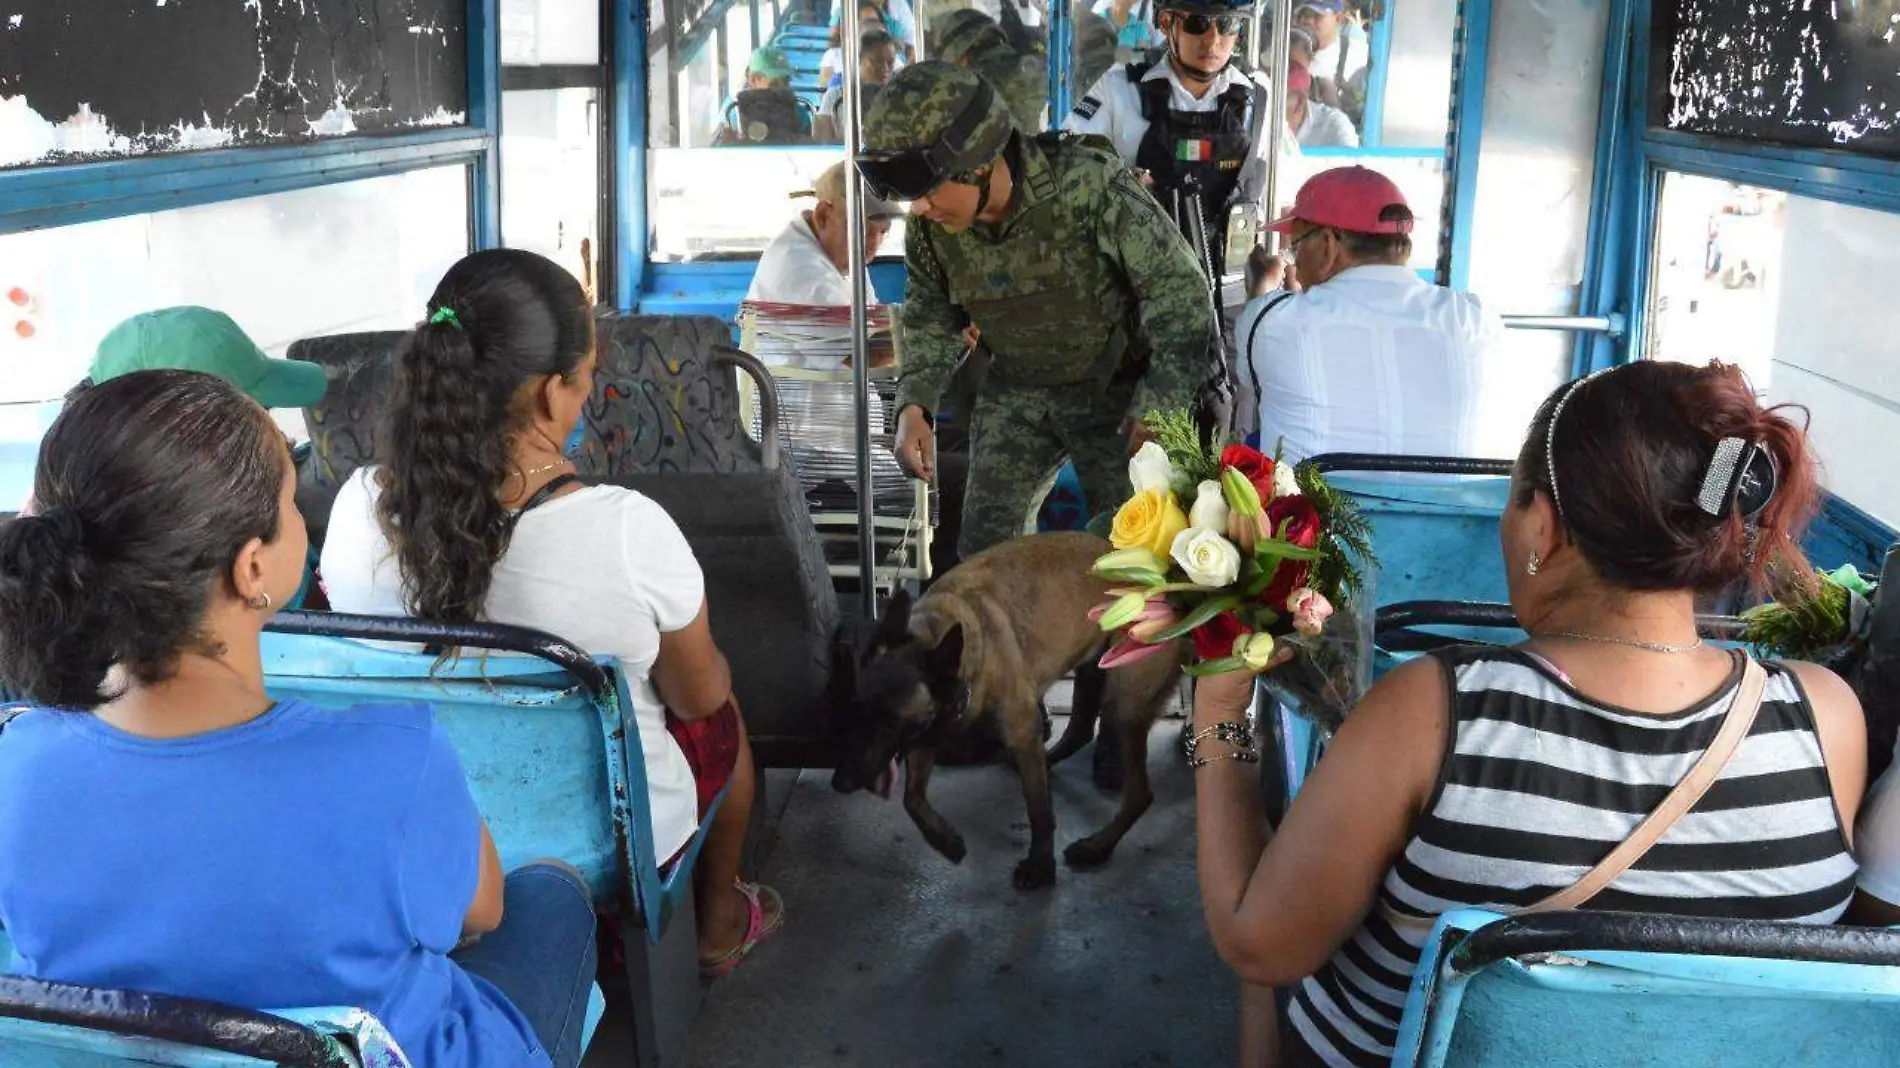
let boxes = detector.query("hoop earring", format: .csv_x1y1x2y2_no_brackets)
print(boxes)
247,592,273,611
1525,551,1541,577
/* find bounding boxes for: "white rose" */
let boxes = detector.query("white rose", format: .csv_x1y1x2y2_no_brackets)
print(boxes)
1169,527,1242,589
1271,461,1301,501
1128,440,1176,495
1188,480,1230,533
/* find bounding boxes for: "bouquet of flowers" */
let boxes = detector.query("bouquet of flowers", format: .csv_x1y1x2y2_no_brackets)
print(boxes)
1740,562,1879,668
1087,411,1377,730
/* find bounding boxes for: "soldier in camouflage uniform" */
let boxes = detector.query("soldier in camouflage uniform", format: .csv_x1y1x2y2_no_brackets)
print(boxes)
936,10,1048,132
859,61,1216,562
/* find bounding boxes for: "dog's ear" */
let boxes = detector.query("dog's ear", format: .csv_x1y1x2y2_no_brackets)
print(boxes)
877,588,913,644
923,623,964,682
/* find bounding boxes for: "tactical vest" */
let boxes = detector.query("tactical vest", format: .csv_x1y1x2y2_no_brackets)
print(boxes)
1129,61,1257,220
923,133,1142,391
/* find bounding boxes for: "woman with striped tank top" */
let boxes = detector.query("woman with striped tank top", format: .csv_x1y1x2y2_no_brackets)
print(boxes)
1191,360,1867,1068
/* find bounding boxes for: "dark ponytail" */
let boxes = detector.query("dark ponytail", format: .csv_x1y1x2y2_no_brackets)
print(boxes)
1516,360,1820,595
0,371,286,709
375,249,592,625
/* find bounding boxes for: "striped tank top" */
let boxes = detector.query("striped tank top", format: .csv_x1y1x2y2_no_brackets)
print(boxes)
1287,646,1857,1068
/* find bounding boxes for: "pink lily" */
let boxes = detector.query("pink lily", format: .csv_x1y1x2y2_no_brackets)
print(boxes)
1099,635,1174,669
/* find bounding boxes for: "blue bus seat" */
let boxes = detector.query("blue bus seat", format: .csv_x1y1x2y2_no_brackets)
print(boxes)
260,613,709,1068
576,314,842,769
1393,909,1900,1068
0,974,404,1068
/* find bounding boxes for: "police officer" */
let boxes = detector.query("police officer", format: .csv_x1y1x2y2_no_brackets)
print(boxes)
1065,0,1294,440
860,61,1214,570
1064,0,1293,281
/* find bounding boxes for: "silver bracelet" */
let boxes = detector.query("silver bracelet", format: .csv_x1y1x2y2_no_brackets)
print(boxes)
1185,721,1256,765
1190,748,1262,769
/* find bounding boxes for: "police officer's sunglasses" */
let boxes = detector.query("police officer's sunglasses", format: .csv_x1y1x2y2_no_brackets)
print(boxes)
1175,13,1246,36
856,81,999,202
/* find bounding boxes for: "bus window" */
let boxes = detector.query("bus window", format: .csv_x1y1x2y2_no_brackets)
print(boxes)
0,166,470,448
1646,171,1900,528
500,0,605,295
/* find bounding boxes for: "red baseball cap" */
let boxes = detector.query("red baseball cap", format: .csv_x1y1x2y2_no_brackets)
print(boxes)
1267,166,1415,235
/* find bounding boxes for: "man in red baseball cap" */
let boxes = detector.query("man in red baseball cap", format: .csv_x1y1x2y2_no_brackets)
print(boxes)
1237,165,1503,463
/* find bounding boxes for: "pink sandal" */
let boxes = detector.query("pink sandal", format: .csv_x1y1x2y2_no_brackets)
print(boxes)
699,879,785,979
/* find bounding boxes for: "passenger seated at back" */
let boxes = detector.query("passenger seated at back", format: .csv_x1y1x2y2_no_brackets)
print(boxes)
1849,740,1900,925
716,47,814,145
0,369,599,1068
747,160,900,322
1238,166,1502,461
320,249,782,978
814,29,899,142
1189,359,1866,1068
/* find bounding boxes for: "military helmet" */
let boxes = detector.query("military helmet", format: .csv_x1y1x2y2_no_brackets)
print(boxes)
935,9,998,58
941,19,1014,67
858,62,1015,200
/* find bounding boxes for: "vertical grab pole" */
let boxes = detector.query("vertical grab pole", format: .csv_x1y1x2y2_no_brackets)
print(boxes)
1263,0,1293,252
842,9,877,619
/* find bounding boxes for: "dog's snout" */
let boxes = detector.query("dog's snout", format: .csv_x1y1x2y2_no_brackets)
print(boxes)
831,766,860,794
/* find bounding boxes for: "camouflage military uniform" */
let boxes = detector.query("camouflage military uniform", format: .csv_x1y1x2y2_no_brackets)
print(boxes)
884,109,1217,557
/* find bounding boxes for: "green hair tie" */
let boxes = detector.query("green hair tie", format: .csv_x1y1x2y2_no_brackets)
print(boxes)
428,306,462,330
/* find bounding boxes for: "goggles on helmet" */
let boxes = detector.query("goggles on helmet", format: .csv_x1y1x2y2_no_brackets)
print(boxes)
857,81,998,202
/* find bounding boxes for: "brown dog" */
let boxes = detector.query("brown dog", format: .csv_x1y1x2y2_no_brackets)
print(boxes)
831,532,1184,889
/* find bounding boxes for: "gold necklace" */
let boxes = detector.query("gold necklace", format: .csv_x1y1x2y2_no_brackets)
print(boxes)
515,459,569,480
1536,630,1705,655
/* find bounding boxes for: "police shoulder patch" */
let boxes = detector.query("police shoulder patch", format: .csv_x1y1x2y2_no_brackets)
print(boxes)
1072,96,1101,119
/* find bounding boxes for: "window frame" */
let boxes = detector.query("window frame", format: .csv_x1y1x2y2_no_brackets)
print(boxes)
1575,0,1900,560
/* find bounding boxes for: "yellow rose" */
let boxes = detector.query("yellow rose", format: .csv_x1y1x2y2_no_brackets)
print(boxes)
1109,489,1190,557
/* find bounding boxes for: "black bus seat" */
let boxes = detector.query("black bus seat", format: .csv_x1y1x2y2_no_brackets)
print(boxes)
574,313,840,769
287,331,403,549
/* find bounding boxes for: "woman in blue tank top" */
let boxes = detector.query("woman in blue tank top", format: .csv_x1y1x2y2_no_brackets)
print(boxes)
1187,359,1867,1067
0,370,598,1068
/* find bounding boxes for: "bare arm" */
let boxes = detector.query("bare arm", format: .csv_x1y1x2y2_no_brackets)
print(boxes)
1194,656,1447,986
652,597,735,722
461,821,505,937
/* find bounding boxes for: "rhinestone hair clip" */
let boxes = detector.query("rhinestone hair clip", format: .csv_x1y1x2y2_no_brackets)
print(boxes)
1697,436,1778,519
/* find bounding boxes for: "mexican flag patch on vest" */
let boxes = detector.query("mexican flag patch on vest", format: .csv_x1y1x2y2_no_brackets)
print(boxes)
1174,139,1214,162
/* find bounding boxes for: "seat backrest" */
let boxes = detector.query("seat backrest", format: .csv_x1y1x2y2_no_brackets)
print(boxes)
573,314,765,476
1392,909,1900,1068
0,974,378,1068
259,613,696,939
289,332,405,494
1307,456,1516,612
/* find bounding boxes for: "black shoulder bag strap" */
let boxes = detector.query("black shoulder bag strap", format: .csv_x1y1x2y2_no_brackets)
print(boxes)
518,473,582,516
1244,291,1299,419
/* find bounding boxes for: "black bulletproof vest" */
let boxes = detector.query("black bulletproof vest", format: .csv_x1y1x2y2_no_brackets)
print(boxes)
1129,62,1253,220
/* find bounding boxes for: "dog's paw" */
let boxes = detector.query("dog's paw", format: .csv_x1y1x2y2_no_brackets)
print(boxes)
1063,835,1117,869
927,830,968,864
1012,854,1056,891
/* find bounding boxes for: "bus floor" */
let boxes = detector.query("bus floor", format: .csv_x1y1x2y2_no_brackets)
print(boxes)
585,692,1236,1068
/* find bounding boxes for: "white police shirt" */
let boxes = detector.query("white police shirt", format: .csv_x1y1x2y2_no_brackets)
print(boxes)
1238,263,1504,463
1063,61,1301,185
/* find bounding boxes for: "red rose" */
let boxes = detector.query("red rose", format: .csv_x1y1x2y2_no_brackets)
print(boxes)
1192,610,1248,662
1261,494,1323,607
1220,443,1276,502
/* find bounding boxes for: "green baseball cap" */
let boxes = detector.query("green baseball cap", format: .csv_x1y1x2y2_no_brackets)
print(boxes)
748,45,794,79
89,306,328,409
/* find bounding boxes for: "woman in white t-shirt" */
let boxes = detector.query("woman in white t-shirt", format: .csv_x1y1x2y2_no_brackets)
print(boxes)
320,249,782,979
